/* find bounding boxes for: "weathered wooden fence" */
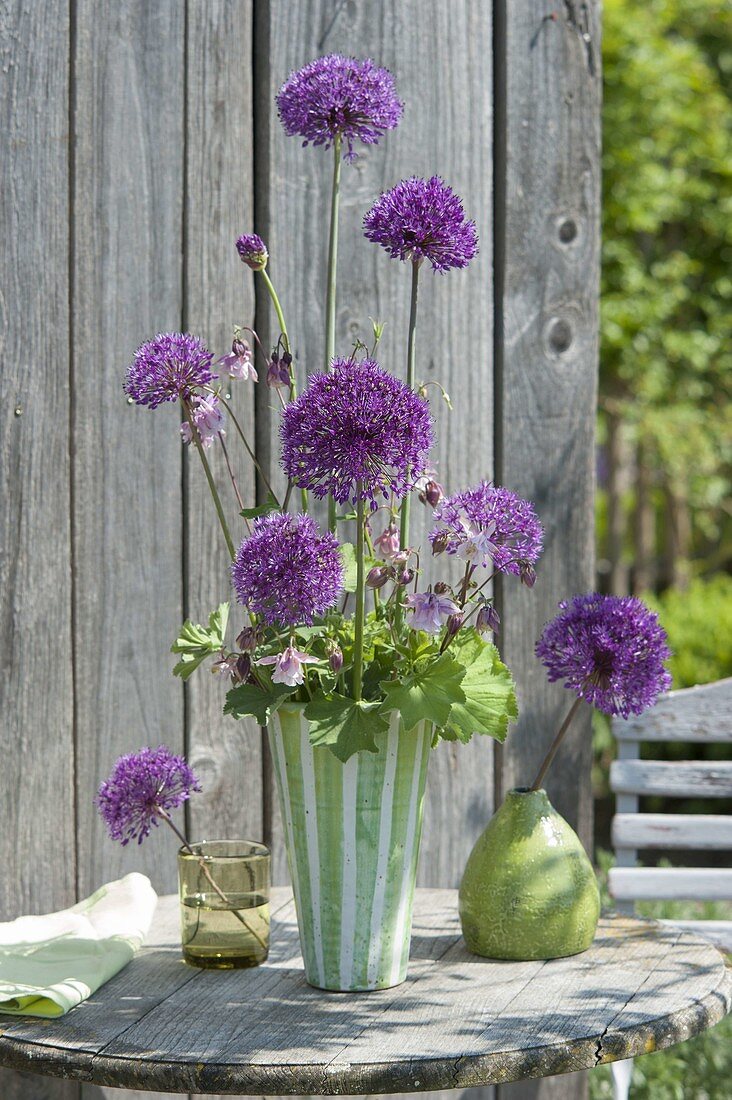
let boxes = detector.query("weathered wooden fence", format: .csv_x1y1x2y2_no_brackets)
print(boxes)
0,2,600,1099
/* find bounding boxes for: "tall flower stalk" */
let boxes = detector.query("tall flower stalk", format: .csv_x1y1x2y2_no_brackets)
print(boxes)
353,487,366,700
326,134,343,532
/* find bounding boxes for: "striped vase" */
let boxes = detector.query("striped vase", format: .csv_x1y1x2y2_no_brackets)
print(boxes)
267,703,431,991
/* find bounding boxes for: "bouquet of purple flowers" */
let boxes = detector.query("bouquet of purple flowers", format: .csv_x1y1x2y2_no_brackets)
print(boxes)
124,53,536,762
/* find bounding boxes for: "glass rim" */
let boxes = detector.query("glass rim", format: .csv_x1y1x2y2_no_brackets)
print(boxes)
177,839,270,861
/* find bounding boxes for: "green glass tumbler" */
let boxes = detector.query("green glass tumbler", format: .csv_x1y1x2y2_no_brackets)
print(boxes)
177,840,270,969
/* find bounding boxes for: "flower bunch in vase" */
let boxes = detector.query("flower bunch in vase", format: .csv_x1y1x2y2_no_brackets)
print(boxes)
123,53,543,991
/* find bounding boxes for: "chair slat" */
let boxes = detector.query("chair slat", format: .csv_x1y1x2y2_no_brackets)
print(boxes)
613,678,732,742
612,814,732,850
609,867,732,901
610,760,732,798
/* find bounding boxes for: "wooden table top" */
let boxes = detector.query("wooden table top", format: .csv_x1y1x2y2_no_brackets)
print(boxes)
0,888,729,1095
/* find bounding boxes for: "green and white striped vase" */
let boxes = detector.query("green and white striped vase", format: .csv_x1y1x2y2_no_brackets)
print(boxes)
267,703,431,991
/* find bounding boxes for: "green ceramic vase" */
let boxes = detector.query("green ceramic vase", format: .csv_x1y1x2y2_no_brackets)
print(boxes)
459,787,600,960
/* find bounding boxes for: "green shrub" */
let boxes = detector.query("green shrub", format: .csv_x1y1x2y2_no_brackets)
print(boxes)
644,575,732,689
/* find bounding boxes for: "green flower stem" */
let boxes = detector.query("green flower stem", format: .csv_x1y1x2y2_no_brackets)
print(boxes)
529,695,584,792
183,402,236,561
353,486,366,701
219,394,280,506
399,258,421,550
326,134,343,534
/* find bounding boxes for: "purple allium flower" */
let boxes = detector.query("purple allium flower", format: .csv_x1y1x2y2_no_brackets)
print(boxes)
231,512,343,627
536,594,672,719
216,338,258,381
235,233,268,271
406,591,460,635
180,392,225,450
255,646,319,687
276,54,402,160
363,176,478,272
280,357,434,507
430,480,543,578
124,333,216,410
96,746,201,846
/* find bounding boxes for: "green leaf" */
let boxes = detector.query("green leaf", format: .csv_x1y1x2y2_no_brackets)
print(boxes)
223,682,294,725
442,631,518,743
379,652,466,733
339,542,379,593
171,602,230,679
304,695,388,762
240,492,279,520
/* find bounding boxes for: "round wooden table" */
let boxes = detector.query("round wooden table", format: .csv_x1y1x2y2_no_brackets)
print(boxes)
0,889,729,1094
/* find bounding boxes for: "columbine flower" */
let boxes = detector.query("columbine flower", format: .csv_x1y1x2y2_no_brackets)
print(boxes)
216,338,258,381
267,351,293,389
211,653,240,680
373,522,401,561
235,233,268,271
180,393,225,449
124,333,216,409
430,481,543,578
280,357,433,507
231,512,343,627
406,591,460,635
276,54,402,160
363,176,478,272
476,602,501,634
536,594,672,719
256,646,319,688
96,747,201,846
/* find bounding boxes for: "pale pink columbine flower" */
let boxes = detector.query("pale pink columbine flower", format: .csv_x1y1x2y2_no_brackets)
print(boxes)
181,393,226,449
456,519,498,564
211,653,239,679
216,339,258,382
406,591,460,635
255,646,319,687
373,522,401,561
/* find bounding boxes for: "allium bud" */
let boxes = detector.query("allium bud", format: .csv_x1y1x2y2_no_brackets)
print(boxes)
431,531,450,556
328,646,344,674
419,479,444,508
235,233,268,271
476,602,501,634
236,626,259,652
366,565,390,589
520,562,537,588
396,567,414,586
433,581,451,595
445,612,464,638
234,654,252,683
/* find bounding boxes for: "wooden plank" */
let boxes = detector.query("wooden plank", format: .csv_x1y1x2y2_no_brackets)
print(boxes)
0,1,77,1097
609,867,732,901
493,5,601,1098
69,4,186,1099
0,900,729,1094
613,678,732,741
610,760,732,798
613,813,732,850
183,0,263,858
253,0,496,909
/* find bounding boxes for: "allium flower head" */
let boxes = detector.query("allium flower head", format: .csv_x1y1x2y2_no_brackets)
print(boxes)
231,512,343,627
276,54,402,159
124,333,216,409
536,594,672,719
96,746,201,846
430,480,543,577
281,357,433,507
235,233,268,271
363,176,478,272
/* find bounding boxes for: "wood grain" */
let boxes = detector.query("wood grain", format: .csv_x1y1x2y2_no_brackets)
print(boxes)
612,813,732,850
613,679,732,741
493,6,601,1097
610,760,732,799
0,892,728,1095
609,867,732,901
0,1,77,1097
183,0,263,854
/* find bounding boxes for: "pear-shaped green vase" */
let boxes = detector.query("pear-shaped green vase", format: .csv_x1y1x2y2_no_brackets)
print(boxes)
459,788,600,960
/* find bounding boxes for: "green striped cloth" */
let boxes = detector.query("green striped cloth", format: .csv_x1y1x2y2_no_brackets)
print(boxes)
0,873,157,1017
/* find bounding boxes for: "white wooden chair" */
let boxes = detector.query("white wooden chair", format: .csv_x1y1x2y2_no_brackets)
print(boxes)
608,677,732,1100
